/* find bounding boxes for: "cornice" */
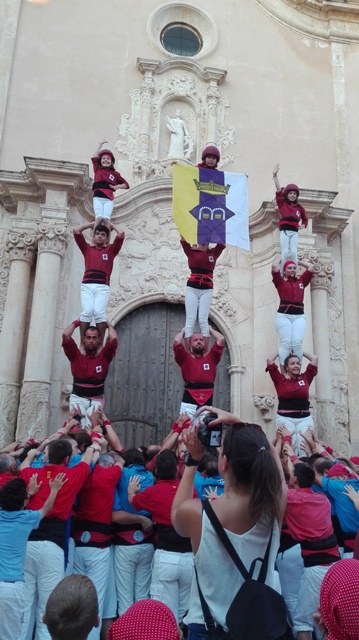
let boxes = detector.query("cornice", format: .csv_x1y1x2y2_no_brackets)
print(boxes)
251,0,359,43
137,58,227,85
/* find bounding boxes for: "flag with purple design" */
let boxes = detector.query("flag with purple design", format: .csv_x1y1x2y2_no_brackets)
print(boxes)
173,164,249,249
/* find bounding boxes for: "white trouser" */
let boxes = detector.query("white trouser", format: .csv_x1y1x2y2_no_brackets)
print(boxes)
93,197,114,220
275,313,306,364
293,564,331,637
0,580,25,640
80,283,109,324
150,549,194,623
102,546,117,619
276,544,304,628
114,544,154,616
275,414,314,457
280,230,298,270
73,546,110,640
184,286,212,338
69,394,104,429
20,540,64,640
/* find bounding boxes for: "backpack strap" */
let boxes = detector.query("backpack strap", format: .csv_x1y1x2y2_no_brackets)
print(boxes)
194,566,224,634
202,499,274,583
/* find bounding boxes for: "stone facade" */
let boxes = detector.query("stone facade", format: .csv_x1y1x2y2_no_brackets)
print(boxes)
0,0,358,452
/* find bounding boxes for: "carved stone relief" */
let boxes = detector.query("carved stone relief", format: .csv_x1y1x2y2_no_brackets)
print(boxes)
16,381,50,441
0,240,10,332
0,383,20,447
108,205,240,325
36,221,69,257
253,394,276,422
115,59,232,183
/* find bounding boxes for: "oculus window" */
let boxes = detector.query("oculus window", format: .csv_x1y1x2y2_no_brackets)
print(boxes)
161,23,202,56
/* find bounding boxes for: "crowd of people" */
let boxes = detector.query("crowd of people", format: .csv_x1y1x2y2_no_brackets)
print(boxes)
1,145,359,640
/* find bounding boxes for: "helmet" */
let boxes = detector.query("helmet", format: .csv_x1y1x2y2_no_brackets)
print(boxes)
201,146,220,162
98,148,115,164
283,183,299,197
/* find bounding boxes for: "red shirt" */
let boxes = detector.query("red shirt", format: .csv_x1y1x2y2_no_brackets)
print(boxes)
21,462,90,520
174,343,223,386
62,337,118,398
181,240,225,289
276,190,308,229
0,472,17,489
266,362,317,412
285,488,333,542
272,269,313,313
91,157,129,201
74,233,123,285
132,479,196,524
75,465,121,525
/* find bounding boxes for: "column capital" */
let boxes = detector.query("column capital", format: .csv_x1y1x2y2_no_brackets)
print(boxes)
312,260,335,292
36,220,69,257
6,231,37,263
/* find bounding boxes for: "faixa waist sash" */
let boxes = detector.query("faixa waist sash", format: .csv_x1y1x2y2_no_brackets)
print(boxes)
188,273,214,288
72,377,105,398
183,382,214,406
300,534,340,567
74,519,112,548
278,300,304,315
92,180,112,191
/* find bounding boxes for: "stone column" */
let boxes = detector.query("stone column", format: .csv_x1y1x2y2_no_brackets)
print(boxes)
0,229,36,446
206,80,220,146
16,221,69,440
310,259,336,442
136,62,156,179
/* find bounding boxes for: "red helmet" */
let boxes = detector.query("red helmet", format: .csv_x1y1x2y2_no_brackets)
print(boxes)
201,145,220,162
283,183,299,197
98,148,115,164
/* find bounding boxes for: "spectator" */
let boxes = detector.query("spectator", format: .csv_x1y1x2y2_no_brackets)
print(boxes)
43,575,99,640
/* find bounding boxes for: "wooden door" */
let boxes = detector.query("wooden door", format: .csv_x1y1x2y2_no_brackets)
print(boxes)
104,302,230,448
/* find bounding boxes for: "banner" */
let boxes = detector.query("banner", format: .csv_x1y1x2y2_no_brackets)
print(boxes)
173,164,249,249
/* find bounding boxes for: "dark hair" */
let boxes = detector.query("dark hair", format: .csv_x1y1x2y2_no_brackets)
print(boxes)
0,477,27,510
307,453,322,466
294,462,315,488
94,224,110,236
197,451,213,474
222,424,282,525
84,325,100,337
69,431,92,452
205,454,219,478
48,439,72,465
124,448,146,468
283,354,300,370
312,458,333,476
45,575,98,640
155,450,177,480
17,443,41,463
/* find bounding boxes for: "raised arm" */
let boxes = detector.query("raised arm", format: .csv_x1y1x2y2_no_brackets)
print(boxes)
93,139,108,157
173,327,185,348
271,257,281,273
73,222,94,236
266,352,279,367
62,320,79,345
272,163,281,192
209,326,225,348
298,260,315,273
110,223,125,241
105,321,117,345
303,351,318,367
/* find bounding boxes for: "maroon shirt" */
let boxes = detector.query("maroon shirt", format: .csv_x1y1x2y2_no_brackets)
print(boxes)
266,362,317,412
74,233,123,286
174,342,223,404
272,269,313,315
62,337,118,398
91,157,129,201
276,190,308,230
181,240,225,289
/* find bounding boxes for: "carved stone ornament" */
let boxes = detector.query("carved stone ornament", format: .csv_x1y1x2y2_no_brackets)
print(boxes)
115,58,233,183
0,241,11,332
16,381,50,441
311,260,335,292
36,221,69,257
251,0,359,43
253,395,276,422
108,205,241,325
60,383,72,411
0,383,20,447
6,231,37,263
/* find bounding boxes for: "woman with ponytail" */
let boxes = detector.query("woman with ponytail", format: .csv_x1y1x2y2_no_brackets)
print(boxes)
171,407,287,640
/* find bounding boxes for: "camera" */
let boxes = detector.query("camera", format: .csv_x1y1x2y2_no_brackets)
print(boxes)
197,413,222,453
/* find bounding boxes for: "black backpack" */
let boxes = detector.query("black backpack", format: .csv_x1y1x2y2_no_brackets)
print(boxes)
195,500,291,640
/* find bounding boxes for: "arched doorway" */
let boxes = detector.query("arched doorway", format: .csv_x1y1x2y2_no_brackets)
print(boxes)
104,302,231,448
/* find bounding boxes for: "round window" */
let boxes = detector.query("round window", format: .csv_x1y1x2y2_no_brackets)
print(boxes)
161,23,202,56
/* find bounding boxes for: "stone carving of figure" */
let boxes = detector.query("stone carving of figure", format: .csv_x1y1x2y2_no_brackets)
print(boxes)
167,109,193,160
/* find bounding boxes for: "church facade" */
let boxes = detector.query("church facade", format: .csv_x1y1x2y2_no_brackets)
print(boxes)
0,0,358,452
